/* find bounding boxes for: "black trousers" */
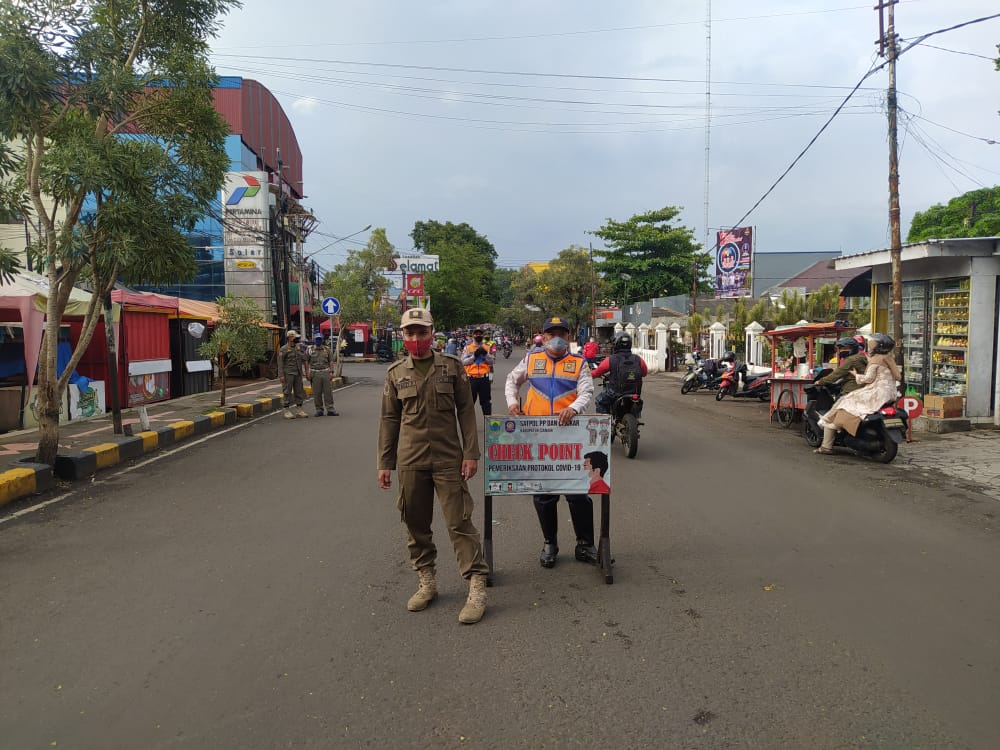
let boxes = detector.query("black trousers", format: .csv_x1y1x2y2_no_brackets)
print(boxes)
468,376,492,416
533,494,594,546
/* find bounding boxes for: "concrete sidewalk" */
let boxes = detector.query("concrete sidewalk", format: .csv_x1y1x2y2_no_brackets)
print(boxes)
0,378,307,509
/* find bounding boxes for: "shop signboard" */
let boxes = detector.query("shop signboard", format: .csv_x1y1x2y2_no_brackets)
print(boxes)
222,171,270,314
715,226,753,299
484,416,612,496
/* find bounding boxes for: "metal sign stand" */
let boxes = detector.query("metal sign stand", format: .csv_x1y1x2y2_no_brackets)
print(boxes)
483,492,613,586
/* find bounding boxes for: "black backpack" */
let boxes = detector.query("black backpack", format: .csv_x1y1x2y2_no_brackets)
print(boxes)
610,352,643,394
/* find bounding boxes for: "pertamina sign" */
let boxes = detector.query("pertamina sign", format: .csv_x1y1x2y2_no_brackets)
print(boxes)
222,171,270,314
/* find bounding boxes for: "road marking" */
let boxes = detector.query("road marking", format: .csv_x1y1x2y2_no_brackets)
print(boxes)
0,382,359,524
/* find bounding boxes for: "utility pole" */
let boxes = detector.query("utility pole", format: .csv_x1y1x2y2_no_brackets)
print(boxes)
878,0,904,364
589,242,596,339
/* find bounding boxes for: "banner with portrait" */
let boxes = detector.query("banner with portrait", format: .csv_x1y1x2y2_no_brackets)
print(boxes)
484,415,613,496
715,226,753,298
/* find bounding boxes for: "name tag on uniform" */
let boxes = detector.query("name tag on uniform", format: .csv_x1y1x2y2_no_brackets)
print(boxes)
564,361,577,373
397,376,416,389
434,375,452,383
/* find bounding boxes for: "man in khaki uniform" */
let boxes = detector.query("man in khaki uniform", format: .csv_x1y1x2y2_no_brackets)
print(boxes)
306,333,338,416
277,329,308,419
377,307,489,625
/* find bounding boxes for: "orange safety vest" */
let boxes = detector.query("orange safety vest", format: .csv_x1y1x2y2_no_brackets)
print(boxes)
522,350,585,415
463,342,492,378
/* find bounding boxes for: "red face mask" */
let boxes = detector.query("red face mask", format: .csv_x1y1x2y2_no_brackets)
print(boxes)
403,338,433,358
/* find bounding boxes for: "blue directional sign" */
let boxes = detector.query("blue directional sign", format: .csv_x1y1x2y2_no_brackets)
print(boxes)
321,297,341,316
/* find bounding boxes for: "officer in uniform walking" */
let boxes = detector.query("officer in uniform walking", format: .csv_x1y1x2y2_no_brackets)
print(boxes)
277,330,308,419
461,327,494,416
377,307,490,625
306,333,339,416
505,316,597,568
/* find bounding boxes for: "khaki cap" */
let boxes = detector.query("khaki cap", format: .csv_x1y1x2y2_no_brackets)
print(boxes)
400,308,433,329
286,329,300,339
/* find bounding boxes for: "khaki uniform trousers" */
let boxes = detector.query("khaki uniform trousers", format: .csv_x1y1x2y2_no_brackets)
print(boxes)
282,374,306,407
396,465,488,579
310,371,334,411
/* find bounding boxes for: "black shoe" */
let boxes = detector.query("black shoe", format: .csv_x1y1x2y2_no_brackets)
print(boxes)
539,542,558,568
326,410,339,416
575,542,599,565
315,410,324,417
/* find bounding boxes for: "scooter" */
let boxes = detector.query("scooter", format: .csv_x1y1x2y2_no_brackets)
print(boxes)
716,362,771,401
501,340,513,359
681,360,729,394
601,376,643,459
801,370,907,463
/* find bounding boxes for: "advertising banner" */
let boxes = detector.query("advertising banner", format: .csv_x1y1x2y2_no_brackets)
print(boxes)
406,274,425,296
484,415,613,496
715,226,753,298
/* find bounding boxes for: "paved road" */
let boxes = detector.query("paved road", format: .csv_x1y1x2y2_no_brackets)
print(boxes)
2,354,998,748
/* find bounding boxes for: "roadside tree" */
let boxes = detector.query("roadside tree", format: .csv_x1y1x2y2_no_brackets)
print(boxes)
411,220,498,329
198,295,270,407
590,207,707,304
907,186,1000,242
0,0,236,464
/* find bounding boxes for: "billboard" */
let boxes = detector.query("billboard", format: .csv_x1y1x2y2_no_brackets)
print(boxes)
389,255,440,273
222,171,270,313
715,226,753,299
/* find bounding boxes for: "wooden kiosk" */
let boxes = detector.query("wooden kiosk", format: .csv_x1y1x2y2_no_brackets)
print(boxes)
762,322,854,427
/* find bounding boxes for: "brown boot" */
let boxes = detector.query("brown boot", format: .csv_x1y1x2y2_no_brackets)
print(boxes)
458,574,488,624
406,567,438,612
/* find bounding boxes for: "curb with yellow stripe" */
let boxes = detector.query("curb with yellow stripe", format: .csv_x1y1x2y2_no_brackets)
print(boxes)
0,394,287,508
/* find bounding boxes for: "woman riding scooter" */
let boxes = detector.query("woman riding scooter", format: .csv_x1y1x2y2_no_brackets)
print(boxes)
814,333,900,455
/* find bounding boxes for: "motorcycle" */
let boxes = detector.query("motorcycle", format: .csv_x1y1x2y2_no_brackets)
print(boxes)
601,376,643,459
801,370,907,463
375,345,395,363
680,360,730,394
501,340,513,359
716,362,771,402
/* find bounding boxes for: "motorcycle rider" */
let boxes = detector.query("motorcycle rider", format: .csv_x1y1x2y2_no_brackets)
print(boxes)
812,336,869,453
816,336,868,395
816,333,899,455
591,332,647,413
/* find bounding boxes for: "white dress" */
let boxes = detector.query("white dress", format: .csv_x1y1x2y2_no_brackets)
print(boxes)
820,354,900,436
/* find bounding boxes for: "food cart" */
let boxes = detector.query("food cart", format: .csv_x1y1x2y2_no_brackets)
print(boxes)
762,321,854,427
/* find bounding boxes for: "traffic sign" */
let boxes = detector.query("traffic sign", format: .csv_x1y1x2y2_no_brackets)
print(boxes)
321,297,341,316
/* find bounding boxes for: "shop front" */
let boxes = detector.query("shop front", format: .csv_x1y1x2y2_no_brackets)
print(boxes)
835,238,999,424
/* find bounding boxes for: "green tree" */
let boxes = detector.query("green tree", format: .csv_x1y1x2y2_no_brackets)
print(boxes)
198,295,269,407
804,283,842,322
907,186,1000,241
590,207,706,303
411,220,498,329
321,228,395,376
535,245,599,335
0,0,237,464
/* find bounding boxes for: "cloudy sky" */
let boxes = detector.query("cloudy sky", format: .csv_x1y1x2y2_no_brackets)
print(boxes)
208,1,1000,274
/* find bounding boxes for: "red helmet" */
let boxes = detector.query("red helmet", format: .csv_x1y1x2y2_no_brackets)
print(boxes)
853,334,866,349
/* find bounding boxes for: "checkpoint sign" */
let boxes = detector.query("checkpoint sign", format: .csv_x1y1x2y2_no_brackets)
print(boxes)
321,297,341,316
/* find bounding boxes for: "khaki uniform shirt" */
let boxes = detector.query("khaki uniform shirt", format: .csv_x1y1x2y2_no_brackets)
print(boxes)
277,343,306,377
307,345,332,372
378,352,480,470
817,353,868,395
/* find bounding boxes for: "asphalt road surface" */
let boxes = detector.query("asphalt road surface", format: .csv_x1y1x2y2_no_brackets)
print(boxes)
2,352,998,749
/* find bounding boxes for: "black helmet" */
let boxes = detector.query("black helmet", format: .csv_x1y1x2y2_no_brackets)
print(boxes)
614,332,632,351
834,336,860,355
720,350,736,363
869,333,895,355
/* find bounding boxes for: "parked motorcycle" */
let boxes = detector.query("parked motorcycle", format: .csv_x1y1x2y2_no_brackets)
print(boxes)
680,360,729,394
716,362,771,401
601,376,643,459
801,370,907,463
375,345,395,363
